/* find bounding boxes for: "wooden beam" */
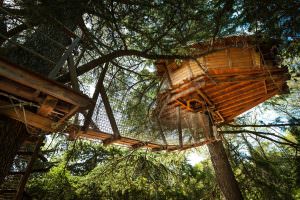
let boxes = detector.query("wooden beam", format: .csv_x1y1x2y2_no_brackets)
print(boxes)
0,79,43,103
78,128,217,151
67,55,80,91
175,99,193,111
99,84,121,138
218,89,277,113
102,137,121,146
82,64,108,130
48,37,80,79
0,58,93,108
212,74,289,83
37,95,58,117
214,83,268,105
208,66,288,77
215,111,225,123
58,105,79,123
222,91,278,120
0,99,54,132
169,83,205,103
209,81,259,99
77,129,112,140
196,88,213,106
131,142,147,149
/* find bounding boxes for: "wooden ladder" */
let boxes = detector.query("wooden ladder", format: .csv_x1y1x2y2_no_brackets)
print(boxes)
0,137,43,200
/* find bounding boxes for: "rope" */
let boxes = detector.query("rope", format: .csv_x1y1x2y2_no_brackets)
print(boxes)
0,92,39,108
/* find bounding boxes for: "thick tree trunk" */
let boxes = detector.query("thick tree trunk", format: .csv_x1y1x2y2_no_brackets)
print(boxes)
208,141,243,200
0,116,28,185
200,113,243,200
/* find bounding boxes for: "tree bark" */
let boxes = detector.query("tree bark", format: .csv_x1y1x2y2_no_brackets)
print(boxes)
207,141,243,200
200,113,243,200
0,116,28,185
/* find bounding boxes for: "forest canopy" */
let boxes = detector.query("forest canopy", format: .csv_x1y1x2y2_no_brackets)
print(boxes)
0,0,299,199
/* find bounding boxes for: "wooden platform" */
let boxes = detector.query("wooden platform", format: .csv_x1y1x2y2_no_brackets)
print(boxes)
0,58,94,125
0,58,208,151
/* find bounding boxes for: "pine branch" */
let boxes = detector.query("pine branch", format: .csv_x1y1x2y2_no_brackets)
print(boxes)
220,130,298,148
225,123,300,128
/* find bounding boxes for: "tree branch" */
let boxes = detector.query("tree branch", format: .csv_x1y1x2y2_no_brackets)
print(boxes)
220,130,298,148
57,49,205,83
225,123,300,128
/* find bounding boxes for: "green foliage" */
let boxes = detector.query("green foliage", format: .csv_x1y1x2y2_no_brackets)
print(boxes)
2,1,300,199
27,140,220,200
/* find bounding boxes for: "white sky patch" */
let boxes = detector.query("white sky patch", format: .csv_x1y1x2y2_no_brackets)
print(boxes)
187,147,209,166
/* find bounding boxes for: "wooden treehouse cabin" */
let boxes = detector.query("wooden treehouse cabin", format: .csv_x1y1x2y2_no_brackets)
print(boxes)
155,36,290,140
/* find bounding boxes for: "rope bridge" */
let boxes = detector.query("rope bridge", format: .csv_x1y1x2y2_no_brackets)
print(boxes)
0,58,211,151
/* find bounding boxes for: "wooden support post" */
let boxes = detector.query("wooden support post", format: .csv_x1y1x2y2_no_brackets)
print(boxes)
177,106,183,148
48,37,80,79
200,114,243,200
82,63,120,139
82,64,108,131
67,55,80,91
99,83,120,139
15,136,44,200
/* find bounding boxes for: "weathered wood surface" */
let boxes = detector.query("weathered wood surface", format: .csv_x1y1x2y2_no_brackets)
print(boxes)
37,96,58,117
0,99,53,132
0,57,94,132
0,58,93,108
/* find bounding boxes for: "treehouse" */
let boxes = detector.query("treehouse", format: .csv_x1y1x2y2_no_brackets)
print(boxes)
155,36,290,131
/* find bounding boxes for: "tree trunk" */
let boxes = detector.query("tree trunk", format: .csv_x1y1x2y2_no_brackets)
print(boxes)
207,141,243,200
200,113,243,200
0,116,28,185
